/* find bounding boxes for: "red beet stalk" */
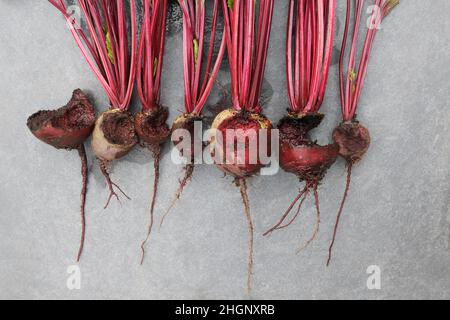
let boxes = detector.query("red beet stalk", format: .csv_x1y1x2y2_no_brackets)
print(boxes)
135,0,170,265
264,0,337,253
49,0,138,208
160,0,226,228
328,0,399,266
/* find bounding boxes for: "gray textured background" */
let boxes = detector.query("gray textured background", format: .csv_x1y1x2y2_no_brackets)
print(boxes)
1,0,449,300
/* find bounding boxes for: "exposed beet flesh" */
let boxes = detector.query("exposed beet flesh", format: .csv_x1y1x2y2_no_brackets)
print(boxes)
135,107,170,148
92,110,137,161
264,113,338,251
101,111,138,147
27,89,95,150
26,89,95,262
211,109,272,179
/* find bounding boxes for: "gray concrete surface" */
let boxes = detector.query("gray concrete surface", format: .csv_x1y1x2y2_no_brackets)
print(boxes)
1,1,449,300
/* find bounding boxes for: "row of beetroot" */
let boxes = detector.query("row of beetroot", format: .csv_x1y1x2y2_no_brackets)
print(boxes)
27,0,399,294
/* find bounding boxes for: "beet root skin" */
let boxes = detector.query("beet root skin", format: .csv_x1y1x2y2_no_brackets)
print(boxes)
92,109,137,161
171,113,204,162
280,143,339,181
135,107,170,147
27,89,95,150
332,121,371,164
278,112,338,182
210,108,272,178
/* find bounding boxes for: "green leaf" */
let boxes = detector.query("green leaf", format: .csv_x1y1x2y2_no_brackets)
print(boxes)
193,38,199,65
153,57,158,77
349,69,357,82
227,0,234,9
103,24,114,64
106,32,114,64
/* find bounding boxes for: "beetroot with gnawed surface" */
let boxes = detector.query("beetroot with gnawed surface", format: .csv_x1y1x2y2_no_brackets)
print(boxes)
211,109,273,178
92,109,137,162
49,0,139,210
27,89,95,150
26,88,95,262
135,107,170,148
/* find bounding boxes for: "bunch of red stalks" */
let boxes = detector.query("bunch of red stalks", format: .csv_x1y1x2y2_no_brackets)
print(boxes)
27,0,399,293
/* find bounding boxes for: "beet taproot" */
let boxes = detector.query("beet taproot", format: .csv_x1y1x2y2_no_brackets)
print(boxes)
27,89,95,261
327,0,399,266
214,0,275,294
158,0,226,230
263,0,337,254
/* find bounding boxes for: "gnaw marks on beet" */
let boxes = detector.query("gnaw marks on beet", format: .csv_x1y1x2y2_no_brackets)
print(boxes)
27,89,95,150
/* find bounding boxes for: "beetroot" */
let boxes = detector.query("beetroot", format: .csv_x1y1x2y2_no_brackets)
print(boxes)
263,1,337,253
27,89,95,261
165,113,203,208
211,0,275,294
278,113,339,182
159,0,226,228
49,0,139,208
211,109,272,178
135,0,171,265
332,122,371,164
327,0,399,266
135,108,170,148
92,109,137,207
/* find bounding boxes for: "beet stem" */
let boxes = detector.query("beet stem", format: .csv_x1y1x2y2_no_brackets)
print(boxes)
237,178,253,296
76,144,88,262
99,160,131,209
327,164,353,266
140,147,162,265
159,164,194,230
296,185,321,253
263,185,308,237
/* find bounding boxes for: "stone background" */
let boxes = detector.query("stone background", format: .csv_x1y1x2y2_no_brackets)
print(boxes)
0,0,449,299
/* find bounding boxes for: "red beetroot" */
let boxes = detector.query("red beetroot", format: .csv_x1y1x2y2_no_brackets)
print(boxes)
211,109,272,178
159,0,226,228
27,89,95,261
135,0,171,265
49,0,139,208
327,0,399,266
263,1,337,253
278,113,338,182
210,0,275,294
